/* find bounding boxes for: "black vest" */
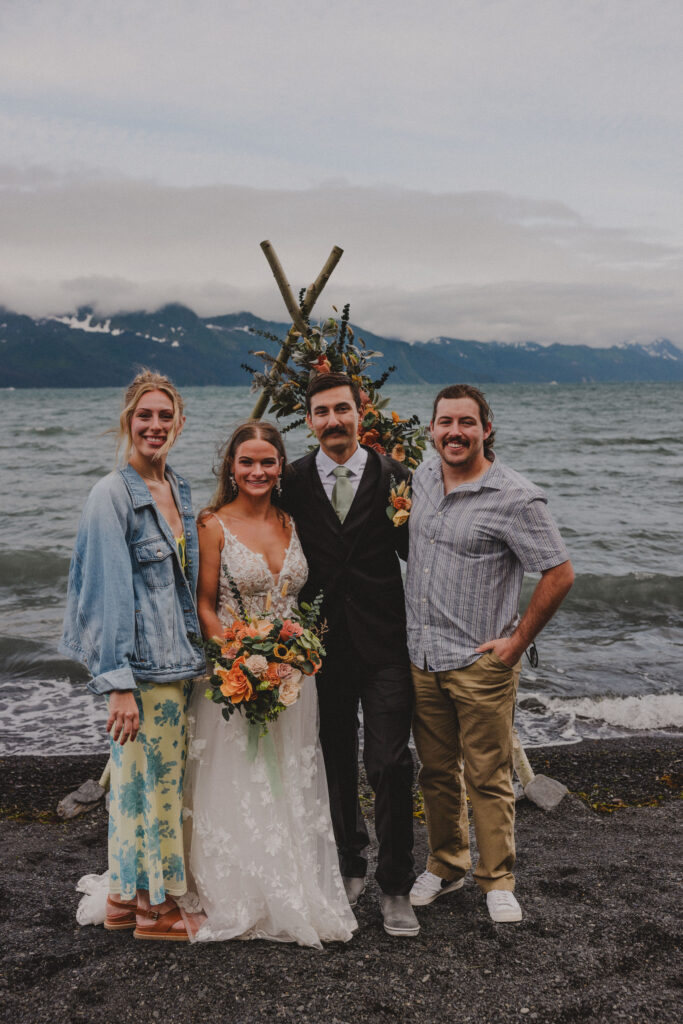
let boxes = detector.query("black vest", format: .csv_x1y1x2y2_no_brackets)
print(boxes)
282,447,410,666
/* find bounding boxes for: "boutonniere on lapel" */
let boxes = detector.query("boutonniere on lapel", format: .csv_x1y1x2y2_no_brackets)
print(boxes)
386,475,412,527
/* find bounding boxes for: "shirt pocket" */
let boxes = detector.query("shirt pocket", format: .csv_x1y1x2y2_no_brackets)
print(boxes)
133,536,175,589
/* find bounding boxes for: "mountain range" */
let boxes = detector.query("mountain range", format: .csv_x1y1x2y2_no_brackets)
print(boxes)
1,303,682,388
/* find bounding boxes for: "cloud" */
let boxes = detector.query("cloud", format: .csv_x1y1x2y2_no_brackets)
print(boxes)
1,1,682,231
1,2,682,345
0,170,681,345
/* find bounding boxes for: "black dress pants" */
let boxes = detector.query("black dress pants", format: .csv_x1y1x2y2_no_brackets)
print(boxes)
316,639,415,895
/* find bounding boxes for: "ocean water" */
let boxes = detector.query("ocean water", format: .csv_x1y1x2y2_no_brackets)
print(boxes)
1,382,682,755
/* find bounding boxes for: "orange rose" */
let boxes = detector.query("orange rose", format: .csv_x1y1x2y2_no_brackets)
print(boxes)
360,429,381,446
390,444,406,462
263,663,282,688
391,495,412,511
369,442,386,454
216,658,253,703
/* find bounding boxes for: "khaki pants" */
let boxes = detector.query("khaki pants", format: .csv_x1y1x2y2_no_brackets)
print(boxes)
411,652,521,893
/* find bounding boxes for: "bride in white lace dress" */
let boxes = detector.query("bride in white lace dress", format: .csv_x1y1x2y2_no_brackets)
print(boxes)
180,422,356,947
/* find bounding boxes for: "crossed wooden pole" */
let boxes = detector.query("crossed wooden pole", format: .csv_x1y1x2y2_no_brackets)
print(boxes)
249,240,344,419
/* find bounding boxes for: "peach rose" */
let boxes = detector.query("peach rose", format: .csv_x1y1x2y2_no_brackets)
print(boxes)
278,676,302,706
215,659,253,704
392,508,410,527
390,444,406,462
279,619,304,641
277,664,302,684
221,642,241,660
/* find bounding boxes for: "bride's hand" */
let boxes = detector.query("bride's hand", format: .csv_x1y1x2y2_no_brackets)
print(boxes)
107,690,140,744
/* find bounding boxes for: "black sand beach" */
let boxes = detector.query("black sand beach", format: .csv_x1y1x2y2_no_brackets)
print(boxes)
1,737,681,1024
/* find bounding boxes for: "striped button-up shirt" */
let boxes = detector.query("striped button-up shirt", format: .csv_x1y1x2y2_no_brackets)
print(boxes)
406,455,569,671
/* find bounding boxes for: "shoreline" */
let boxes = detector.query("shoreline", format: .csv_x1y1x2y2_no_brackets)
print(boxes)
1,736,681,1024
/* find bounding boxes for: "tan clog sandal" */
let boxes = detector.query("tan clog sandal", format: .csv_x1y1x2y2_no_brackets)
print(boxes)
133,903,189,942
104,895,137,931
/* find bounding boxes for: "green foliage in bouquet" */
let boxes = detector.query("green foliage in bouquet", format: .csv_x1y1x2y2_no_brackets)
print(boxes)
242,302,428,467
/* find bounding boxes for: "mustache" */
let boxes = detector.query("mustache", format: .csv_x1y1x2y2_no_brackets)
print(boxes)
442,435,470,448
322,426,349,438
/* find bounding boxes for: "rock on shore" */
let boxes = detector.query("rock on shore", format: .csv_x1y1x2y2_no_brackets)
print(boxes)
1,737,681,1024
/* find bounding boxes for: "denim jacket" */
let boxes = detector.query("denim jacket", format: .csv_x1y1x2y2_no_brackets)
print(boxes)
59,463,206,695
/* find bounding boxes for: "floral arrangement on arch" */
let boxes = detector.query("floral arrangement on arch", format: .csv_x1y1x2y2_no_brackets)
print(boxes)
199,573,326,735
243,303,427,467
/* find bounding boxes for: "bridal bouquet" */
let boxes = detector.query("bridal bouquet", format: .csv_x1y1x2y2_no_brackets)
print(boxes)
200,579,326,735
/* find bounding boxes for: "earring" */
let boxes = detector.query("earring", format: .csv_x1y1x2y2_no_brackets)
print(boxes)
275,476,282,498
229,473,237,496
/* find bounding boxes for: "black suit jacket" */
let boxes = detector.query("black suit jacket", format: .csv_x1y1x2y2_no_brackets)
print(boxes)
282,446,411,666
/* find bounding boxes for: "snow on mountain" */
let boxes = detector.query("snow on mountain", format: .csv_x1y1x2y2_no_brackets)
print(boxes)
51,313,123,336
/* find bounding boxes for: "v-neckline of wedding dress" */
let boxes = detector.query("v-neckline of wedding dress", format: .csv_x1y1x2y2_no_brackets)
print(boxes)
219,519,295,588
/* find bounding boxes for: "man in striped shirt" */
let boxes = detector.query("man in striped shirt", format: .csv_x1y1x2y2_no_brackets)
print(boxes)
406,384,574,923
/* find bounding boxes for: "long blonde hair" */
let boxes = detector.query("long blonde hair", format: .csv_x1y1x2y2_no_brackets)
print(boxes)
116,369,185,465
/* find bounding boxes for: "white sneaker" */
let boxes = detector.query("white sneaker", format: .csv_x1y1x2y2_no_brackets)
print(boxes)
486,889,522,922
410,870,465,906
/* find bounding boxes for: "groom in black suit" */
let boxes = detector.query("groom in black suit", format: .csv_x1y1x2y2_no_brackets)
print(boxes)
282,372,417,937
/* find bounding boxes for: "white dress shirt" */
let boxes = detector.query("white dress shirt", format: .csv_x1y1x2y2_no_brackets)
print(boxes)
315,444,368,502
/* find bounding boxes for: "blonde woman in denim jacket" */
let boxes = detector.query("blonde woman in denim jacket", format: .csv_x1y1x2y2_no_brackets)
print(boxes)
61,370,205,941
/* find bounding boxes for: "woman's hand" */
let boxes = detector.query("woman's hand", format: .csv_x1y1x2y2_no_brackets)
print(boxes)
107,690,140,744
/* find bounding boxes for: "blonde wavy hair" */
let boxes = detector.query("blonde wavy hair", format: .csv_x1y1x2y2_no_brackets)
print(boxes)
116,369,185,465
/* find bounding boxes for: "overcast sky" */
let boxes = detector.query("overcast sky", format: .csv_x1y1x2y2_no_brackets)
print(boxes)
1,0,682,346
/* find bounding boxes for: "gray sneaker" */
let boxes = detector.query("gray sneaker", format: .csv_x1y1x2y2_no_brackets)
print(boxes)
410,869,465,906
486,889,522,922
380,894,420,937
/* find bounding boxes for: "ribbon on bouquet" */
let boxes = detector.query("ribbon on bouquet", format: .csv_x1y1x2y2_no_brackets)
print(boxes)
246,722,283,798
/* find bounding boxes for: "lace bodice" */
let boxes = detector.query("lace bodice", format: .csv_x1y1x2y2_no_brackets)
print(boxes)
216,518,308,623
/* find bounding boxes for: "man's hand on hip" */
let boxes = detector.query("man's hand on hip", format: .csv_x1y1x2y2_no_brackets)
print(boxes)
475,638,522,669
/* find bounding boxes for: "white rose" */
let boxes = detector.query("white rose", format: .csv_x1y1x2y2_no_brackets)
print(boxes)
278,676,302,707
244,654,269,677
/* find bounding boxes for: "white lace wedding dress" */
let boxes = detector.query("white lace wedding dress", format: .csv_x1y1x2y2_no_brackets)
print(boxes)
180,520,356,947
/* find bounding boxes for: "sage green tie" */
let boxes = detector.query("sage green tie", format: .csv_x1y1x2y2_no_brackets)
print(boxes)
331,466,354,523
